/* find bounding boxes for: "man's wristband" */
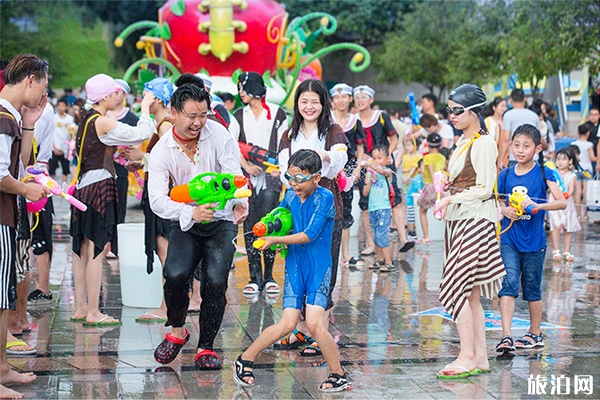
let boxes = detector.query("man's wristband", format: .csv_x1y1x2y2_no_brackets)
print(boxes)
22,127,35,131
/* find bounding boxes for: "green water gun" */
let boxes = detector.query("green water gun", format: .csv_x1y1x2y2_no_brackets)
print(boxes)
170,172,251,210
252,207,293,258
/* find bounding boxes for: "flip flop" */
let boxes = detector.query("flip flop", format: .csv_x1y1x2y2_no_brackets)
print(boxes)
136,313,168,324
83,315,122,327
399,241,416,253
6,340,37,356
70,316,87,322
436,365,473,379
469,368,491,375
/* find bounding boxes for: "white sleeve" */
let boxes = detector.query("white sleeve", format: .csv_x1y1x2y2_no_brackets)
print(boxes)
0,134,13,181
147,151,197,231
321,143,348,179
98,114,154,146
34,105,55,166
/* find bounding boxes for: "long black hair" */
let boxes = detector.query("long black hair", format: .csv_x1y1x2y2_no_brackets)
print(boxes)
288,79,333,141
480,97,506,119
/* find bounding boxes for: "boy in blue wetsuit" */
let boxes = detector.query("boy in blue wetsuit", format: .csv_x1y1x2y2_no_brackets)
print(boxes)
496,124,566,353
232,149,350,393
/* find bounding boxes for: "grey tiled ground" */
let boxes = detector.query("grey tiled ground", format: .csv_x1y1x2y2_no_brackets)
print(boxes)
11,196,600,399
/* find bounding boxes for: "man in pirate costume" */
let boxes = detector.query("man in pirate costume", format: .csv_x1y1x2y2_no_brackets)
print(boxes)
234,72,288,296
353,85,397,257
0,53,51,399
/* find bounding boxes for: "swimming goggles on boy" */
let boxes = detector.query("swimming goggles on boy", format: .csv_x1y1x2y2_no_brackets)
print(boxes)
284,170,320,183
446,101,487,116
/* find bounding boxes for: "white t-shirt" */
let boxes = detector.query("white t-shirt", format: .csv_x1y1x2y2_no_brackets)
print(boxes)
53,113,75,154
574,139,593,172
439,123,454,149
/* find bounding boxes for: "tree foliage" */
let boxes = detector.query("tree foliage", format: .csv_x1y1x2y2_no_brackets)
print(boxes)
374,0,600,96
281,0,415,46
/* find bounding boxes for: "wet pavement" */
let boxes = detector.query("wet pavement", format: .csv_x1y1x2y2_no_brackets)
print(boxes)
11,194,600,399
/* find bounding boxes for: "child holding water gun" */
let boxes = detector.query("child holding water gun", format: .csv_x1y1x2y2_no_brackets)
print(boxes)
548,148,580,261
232,149,350,392
401,135,422,238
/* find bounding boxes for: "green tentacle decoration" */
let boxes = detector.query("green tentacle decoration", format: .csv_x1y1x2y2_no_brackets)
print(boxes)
114,21,163,47
300,43,371,73
279,32,304,106
123,58,181,83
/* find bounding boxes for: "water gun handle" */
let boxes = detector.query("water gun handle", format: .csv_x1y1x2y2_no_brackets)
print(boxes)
61,192,88,212
252,239,287,258
253,238,265,250
434,200,443,220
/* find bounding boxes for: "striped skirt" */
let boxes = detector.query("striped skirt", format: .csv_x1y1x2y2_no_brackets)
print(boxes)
439,218,505,322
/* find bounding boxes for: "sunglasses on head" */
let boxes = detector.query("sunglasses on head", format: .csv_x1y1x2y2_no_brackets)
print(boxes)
446,101,487,116
284,170,320,183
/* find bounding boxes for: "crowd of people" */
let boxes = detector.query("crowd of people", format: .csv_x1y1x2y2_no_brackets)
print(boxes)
1,52,600,396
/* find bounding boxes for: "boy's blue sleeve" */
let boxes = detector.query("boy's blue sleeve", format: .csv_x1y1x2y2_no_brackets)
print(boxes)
279,188,295,209
303,189,335,241
543,166,557,183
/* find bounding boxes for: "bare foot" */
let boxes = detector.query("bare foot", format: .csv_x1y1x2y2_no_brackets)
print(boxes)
136,308,167,321
0,369,36,385
0,384,24,399
85,313,120,324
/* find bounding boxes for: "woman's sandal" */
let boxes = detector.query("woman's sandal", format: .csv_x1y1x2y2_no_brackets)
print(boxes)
273,329,310,350
495,335,516,353
231,355,255,387
194,349,222,370
318,373,352,392
154,328,189,364
552,249,562,261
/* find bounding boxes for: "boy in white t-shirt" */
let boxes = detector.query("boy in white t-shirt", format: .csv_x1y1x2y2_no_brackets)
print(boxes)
573,124,596,221
50,97,76,183
420,113,454,149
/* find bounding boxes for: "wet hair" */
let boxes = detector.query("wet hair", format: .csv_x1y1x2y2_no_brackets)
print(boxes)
509,88,525,103
511,123,541,146
422,93,438,107
480,97,506,118
568,144,580,156
578,123,591,136
3,53,48,85
171,84,211,112
419,113,438,128
218,92,235,103
288,79,333,141
56,97,68,107
372,144,389,156
288,149,322,174
555,147,579,171
385,105,398,117
436,107,448,120
175,74,205,89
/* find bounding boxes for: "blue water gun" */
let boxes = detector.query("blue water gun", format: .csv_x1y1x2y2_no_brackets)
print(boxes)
407,92,420,127
544,161,569,199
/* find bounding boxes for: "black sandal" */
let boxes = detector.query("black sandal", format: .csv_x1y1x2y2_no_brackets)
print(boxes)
495,335,516,353
231,355,255,387
300,341,322,357
273,329,310,350
154,329,189,364
194,349,222,370
318,372,352,392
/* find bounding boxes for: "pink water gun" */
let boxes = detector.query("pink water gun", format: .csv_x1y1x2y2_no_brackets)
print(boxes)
26,168,87,211
433,170,447,220
336,171,354,192
65,139,76,161
115,146,144,200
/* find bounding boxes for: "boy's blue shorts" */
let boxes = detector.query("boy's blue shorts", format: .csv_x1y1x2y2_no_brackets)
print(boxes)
369,208,391,249
498,243,545,301
282,265,331,310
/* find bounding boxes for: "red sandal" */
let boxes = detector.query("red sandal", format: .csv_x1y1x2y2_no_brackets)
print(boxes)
194,349,222,370
154,328,189,364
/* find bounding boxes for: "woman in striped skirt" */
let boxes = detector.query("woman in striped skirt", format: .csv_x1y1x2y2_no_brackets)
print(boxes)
433,84,505,378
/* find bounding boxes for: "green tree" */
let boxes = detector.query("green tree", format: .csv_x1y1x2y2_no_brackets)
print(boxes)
502,0,600,97
281,0,415,46
374,0,505,96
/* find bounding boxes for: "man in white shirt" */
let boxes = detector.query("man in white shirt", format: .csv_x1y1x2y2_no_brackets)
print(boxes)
499,89,540,169
148,84,248,370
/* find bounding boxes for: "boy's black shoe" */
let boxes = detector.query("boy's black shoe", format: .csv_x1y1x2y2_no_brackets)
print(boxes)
27,289,53,306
